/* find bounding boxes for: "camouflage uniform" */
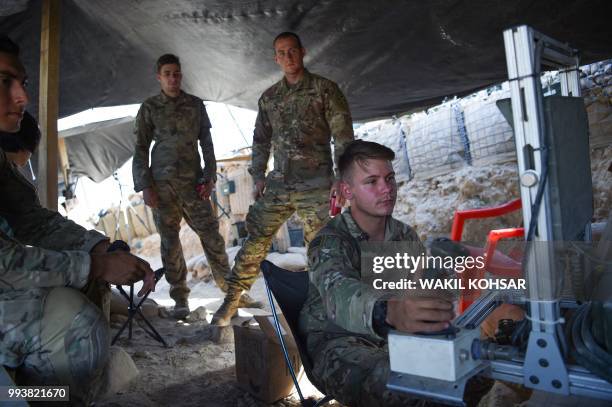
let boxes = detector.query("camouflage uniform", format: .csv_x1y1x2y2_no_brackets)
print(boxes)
0,148,110,405
226,69,354,292
132,91,230,303
0,145,111,318
298,209,428,407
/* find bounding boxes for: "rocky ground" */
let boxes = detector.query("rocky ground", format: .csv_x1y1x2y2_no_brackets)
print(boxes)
98,307,311,407
95,246,334,407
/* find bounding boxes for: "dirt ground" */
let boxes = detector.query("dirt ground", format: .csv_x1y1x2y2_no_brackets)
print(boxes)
98,305,311,407
96,246,334,407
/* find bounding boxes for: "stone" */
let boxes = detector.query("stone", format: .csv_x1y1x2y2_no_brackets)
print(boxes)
140,298,159,319
98,346,139,398
110,289,158,319
109,314,128,329
186,306,208,322
158,307,171,319
132,350,150,359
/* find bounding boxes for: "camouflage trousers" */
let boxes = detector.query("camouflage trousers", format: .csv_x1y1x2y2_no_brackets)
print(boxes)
308,336,431,407
152,181,231,302
227,184,329,291
3,286,109,406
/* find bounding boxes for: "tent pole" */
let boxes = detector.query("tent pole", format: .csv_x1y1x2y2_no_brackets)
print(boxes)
37,0,61,210
58,137,70,196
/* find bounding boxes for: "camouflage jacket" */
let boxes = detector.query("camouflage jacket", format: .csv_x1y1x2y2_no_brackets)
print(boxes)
0,148,94,367
249,69,354,190
0,228,91,295
298,209,424,350
0,147,106,253
132,91,217,192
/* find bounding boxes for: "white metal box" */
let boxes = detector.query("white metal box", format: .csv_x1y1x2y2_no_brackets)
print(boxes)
388,328,480,382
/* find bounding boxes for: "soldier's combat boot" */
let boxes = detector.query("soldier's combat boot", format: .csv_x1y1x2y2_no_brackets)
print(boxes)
237,293,265,309
172,299,190,319
211,289,241,326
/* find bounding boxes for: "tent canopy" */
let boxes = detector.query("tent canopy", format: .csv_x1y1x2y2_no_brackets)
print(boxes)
60,116,135,182
2,1,610,182
2,0,611,122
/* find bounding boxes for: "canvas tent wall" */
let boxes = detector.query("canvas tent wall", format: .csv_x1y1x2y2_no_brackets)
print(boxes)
1,0,610,122
56,116,136,183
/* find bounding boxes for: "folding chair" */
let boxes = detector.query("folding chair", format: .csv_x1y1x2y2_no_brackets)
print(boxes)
260,260,334,407
106,240,167,347
111,267,168,347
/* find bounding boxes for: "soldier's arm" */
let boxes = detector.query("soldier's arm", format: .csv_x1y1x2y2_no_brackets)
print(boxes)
324,82,355,176
248,98,272,184
198,103,217,183
9,207,108,253
0,235,91,290
132,103,155,192
0,146,108,252
308,235,386,337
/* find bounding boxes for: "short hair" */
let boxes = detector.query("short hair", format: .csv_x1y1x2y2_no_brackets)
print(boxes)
0,111,41,153
338,140,395,180
156,54,180,73
0,34,19,56
273,32,303,49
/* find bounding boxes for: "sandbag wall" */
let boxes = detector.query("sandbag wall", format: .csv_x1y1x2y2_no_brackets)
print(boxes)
356,61,611,181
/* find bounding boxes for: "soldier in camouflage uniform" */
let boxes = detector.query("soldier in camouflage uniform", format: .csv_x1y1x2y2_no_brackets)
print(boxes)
0,36,155,405
212,32,355,326
298,140,456,406
132,54,258,318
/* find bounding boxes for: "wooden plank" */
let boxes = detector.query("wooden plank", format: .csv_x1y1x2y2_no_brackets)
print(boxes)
37,0,61,210
217,155,251,163
58,136,69,188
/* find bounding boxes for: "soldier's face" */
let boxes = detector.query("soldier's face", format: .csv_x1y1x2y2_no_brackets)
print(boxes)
157,63,182,97
274,37,305,76
342,159,397,218
0,52,28,133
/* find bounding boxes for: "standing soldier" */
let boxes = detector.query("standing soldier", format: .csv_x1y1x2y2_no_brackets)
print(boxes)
212,32,355,326
133,54,259,318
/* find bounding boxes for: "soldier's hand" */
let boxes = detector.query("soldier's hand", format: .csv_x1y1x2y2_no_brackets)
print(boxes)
138,265,157,297
90,251,156,296
197,180,213,200
143,187,159,208
386,297,454,333
253,180,265,200
330,180,345,208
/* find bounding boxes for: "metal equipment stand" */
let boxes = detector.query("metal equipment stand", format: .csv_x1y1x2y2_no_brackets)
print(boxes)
387,25,612,404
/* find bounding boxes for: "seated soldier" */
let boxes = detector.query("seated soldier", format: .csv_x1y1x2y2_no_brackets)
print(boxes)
0,35,156,404
299,140,459,406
